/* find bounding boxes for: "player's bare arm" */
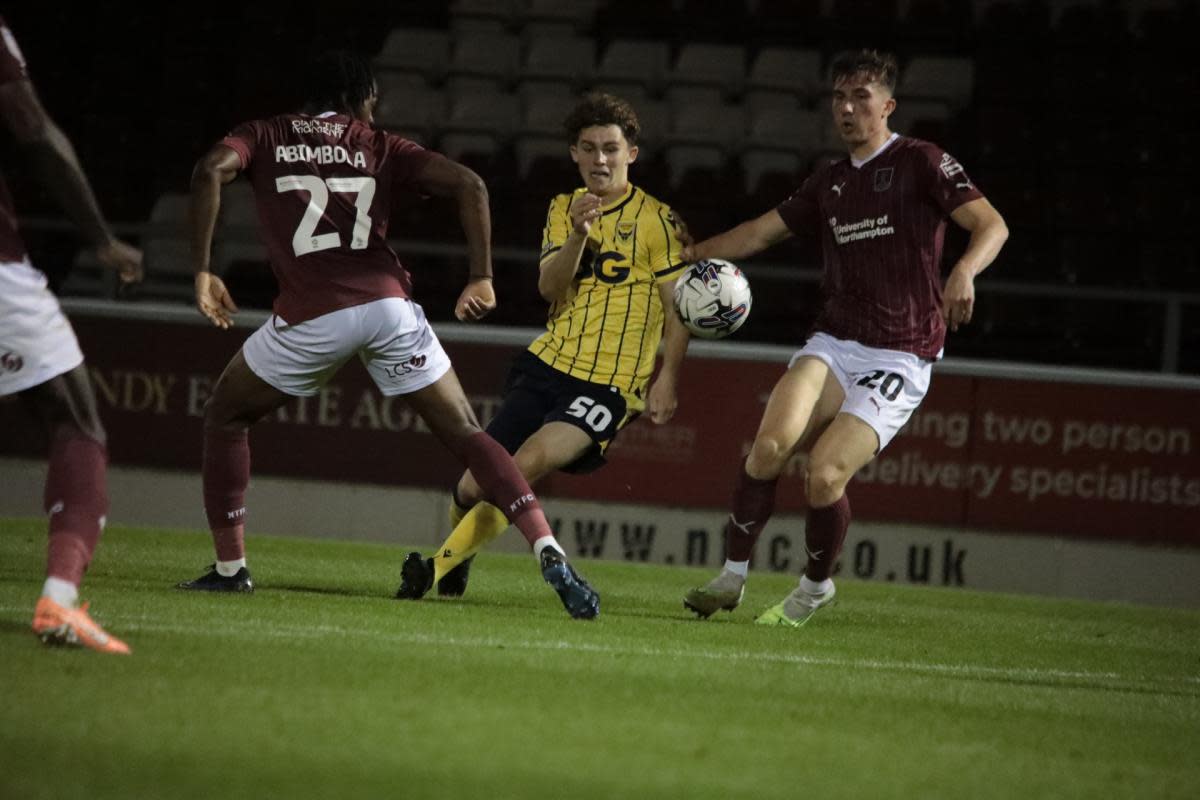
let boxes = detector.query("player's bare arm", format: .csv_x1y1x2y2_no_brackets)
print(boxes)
0,78,142,283
538,192,600,301
189,144,242,329
646,277,691,424
682,208,791,264
943,197,1009,331
415,156,495,321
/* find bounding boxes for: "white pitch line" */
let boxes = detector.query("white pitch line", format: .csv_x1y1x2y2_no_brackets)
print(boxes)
4,605,1195,692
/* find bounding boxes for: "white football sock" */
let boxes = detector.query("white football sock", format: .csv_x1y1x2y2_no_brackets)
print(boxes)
533,536,565,558
216,558,246,577
42,576,79,607
800,575,833,595
723,559,749,577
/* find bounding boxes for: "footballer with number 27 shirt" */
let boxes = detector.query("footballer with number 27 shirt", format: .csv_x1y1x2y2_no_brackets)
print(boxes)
178,51,598,619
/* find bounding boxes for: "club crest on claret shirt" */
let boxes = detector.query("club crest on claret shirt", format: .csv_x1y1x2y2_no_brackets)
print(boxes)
873,167,894,192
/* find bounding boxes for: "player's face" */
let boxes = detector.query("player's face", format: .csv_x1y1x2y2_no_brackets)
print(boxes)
831,73,895,148
570,125,639,198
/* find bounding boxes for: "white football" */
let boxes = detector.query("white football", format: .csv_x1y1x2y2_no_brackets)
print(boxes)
673,259,752,339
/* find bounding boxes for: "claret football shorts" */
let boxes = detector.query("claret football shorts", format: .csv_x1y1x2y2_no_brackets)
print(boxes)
242,297,451,397
0,259,85,396
790,331,933,452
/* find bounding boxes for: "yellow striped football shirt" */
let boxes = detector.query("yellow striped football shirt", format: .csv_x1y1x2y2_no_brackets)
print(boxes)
529,183,685,411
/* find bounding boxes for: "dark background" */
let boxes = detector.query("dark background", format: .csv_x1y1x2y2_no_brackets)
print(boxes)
3,0,1197,371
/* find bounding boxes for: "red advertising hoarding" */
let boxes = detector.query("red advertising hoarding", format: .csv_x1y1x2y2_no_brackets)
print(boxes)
2,310,1196,545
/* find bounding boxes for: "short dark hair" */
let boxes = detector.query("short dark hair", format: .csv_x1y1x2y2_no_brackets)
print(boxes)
563,92,641,146
829,49,899,94
305,51,377,112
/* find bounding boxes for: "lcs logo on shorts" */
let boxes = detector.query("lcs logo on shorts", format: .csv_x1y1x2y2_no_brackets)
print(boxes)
385,354,427,377
1,350,24,374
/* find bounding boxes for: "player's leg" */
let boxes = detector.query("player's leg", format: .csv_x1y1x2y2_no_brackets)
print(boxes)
3,258,129,653
405,371,599,618
427,364,555,594
754,413,876,627
756,340,932,628
178,348,290,592
20,366,130,654
684,356,843,618
427,421,591,586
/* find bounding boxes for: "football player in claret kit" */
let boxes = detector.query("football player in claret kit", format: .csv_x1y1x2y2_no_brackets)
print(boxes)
395,92,690,605
179,51,596,618
682,49,1008,626
1,16,143,653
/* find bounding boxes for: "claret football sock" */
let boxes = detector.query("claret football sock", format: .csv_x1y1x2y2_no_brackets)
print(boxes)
803,494,851,582
44,431,108,586
203,427,250,560
724,459,778,562
460,432,554,547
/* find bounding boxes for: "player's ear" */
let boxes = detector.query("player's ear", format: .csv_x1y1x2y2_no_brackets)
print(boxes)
569,144,580,163
627,144,639,164
883,96,896,119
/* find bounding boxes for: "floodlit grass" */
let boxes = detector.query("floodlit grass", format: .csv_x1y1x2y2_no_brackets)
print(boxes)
2,518,1198,800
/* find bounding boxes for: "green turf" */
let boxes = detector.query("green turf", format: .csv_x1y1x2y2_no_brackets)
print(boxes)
2,518,1198,800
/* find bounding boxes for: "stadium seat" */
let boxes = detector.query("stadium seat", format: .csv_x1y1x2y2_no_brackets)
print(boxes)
899,56,975,108
375,28,451,82
667,100,745,153
740,148,802,201
515,0,598,35
449,0,518,34
374,76,444,142
666,43,747,99
888,99,952,138
594,39,671,96
443,90,520,139
447,31,521,90
520,92,569,138
746,106,825,154
746,47,823,103
521,36,595,87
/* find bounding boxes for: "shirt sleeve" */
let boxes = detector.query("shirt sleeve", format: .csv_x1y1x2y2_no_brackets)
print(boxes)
539,194,571,262
386,135,438,188
220,121,263,170
917,141,984,215
648,203,686,283
775,171,823,235
0,21,29,86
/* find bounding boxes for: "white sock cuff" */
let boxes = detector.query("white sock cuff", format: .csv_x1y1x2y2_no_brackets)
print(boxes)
42,576,79,607
533,536,564,558
800,575,833,595
216,558,246,577
723,559,749,577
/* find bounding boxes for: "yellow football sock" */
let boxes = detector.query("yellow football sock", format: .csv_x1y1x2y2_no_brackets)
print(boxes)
432,502,510,582
448,495,470,531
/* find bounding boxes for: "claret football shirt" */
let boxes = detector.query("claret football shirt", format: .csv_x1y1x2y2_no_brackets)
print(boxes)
776,134,983,358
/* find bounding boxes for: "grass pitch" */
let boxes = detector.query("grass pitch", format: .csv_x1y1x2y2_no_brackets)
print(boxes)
1,518,1198,800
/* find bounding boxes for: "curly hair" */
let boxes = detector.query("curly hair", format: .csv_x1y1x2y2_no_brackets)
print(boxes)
829,49,899,94
563,92,641,146
305,50,377,113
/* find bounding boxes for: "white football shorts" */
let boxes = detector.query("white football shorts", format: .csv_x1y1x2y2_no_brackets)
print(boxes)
242,297,451,397
0,258,85,397
789,331,933,452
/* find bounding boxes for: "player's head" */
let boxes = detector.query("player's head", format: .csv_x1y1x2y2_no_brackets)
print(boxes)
304,50,379,123
828,49,898,149
564,92,640,198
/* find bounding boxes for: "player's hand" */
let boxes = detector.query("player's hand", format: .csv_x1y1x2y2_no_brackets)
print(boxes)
569,192,602,235
670,211,696,262
455,278,496,322
942,265,976,331
646,375,678,424
195,271,238,329
94,238,144,284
